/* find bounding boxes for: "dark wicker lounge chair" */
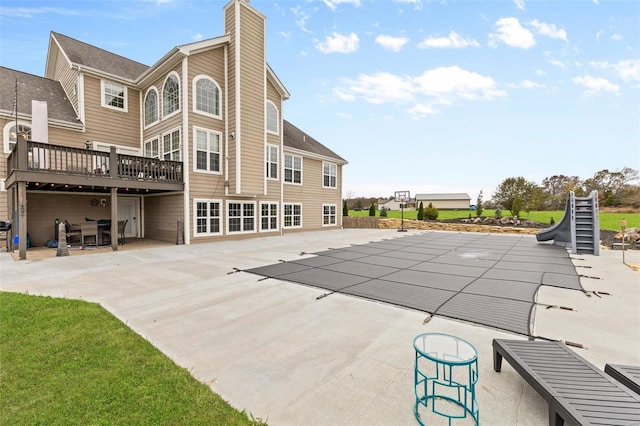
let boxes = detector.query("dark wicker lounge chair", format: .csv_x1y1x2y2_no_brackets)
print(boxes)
493,339,640,426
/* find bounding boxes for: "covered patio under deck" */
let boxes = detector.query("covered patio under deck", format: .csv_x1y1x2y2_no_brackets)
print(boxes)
5,138,183,260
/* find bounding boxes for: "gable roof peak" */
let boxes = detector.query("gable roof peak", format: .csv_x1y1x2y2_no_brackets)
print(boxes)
51,31,149,81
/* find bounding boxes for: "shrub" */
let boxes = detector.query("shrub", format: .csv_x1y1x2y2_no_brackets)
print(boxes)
368,204,376,217
424,202,439,220
511,195,522,217
380,207,388,217
495,208,503,219
550,216,555,225
476,190,484,217
342,200,348,217
417,201,424,220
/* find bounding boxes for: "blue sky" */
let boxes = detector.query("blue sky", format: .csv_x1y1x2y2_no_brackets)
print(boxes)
1,0,638,200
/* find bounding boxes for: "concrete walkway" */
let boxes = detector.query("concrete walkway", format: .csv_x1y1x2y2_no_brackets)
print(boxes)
1,229,638,425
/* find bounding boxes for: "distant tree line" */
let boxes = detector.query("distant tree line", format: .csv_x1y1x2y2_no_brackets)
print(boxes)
489,168,639,216
343,168,639,216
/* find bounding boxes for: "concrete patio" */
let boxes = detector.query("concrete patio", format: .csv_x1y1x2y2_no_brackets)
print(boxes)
1,229,638,425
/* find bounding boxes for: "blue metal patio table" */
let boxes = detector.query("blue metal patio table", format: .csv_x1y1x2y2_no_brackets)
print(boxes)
413,333,479,425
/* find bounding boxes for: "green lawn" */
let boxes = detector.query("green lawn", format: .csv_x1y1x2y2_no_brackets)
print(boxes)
348,209,638,231
0,292,265,425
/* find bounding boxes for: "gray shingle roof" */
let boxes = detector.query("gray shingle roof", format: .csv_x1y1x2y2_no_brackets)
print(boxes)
52,32,149,81
0,66,82,125
415,193,471,200
283,120,346,163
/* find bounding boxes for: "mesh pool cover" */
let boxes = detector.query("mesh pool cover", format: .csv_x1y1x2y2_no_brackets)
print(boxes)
244,232,583,336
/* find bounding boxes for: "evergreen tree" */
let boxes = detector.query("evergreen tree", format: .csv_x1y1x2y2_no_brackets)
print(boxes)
476,191,484,217
417,201,424,220
342,200,348,217
368,203,376,216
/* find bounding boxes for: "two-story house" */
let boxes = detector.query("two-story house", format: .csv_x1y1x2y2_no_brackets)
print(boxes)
1,0,347,259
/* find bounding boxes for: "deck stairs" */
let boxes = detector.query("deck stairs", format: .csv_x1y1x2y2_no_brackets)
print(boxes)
570,191,600,255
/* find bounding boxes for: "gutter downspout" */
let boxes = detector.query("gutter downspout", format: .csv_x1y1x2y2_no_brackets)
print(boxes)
182,57,191,245
224,44,229,197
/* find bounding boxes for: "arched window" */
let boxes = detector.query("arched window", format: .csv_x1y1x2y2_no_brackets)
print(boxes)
163,73,180,117
194,76,221,118
3,122,31,153
144,88,159,127
266,100,278,134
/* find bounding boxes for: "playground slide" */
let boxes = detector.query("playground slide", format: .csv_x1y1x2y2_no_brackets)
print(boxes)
536,197,572,245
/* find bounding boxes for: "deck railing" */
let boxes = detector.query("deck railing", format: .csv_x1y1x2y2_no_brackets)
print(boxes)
7,140,182,183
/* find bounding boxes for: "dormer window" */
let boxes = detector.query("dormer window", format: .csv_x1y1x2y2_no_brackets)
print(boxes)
102,80,127,112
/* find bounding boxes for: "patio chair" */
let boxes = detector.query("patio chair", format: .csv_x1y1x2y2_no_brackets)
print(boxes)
80,221,98,247
493,339,640,425
65,220,81,245
104,219,128,245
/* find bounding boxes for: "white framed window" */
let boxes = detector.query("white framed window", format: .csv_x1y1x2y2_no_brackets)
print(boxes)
266,100,278,134
194,127,221,173
3,121,31,153
144,137,159,158
266,144,278,179
162,72,180,118
283,203,302,228
101,80,127,112
284,154,302,184
144,87,159,127
193,75,221,119
322,204,337,226
227,201,256,234
260,202,278,231
323,162,337,188
194,199,222,236
162,128,181,160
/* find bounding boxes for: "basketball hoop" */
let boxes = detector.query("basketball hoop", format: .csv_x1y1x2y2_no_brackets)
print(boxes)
394,190,410,232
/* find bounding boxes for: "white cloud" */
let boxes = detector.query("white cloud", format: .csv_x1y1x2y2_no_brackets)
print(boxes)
417,31,480,49
191,33,203,41
316,32,359,53
610,33,623,41
529,19,568,41
279,31,292,39
290,6,312,34
596,30,605,42
375,35,409,52
548,59,567,69
489,17,535,49
535,69,547,76
323,0,361,11
413,66,506,100
0,6,81,18
507,80,545,89
514,0,525,10
332,66,505,118
407,104,438,118
572,75,620,95
334,72,414,104
590,59,640,82
393,0,423,9
593,0,599,4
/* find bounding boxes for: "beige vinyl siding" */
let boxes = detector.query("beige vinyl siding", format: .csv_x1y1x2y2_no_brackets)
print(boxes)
18,192,113,247
417,199,470,210
224,4,238,194
51,49,79,113
144,193,184,242
187,49,226,198
141,64,183,155
237,5,265,196
83,75,140,149
283,156,342,230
